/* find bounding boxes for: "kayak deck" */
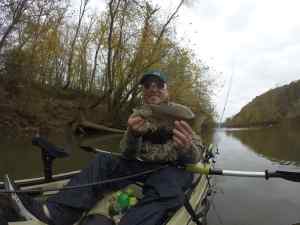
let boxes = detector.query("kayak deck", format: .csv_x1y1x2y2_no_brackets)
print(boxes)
5,165,210,225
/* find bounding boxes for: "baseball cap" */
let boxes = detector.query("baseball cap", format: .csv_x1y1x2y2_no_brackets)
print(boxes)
140,69,167,84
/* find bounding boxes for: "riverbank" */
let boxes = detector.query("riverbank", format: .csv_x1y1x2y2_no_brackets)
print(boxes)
0,79,213,139
222,116,300,129
0,81,115,139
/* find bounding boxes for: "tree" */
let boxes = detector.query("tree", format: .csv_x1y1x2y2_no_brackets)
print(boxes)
0,0,29,53
0,0,216,128
64,0,90,89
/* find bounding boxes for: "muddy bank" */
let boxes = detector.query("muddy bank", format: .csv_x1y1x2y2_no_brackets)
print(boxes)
0,81,121,139
0,80,212,140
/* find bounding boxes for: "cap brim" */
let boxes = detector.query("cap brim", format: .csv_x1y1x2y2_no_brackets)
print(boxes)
140,74,166,84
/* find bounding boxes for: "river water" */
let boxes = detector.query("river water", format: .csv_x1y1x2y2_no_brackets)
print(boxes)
1,124,300,225
207,124,300,225
0,133,122,179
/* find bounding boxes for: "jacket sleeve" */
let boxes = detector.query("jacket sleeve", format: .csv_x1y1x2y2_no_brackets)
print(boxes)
120,129,142,159
177,131,204,164
119,109,143,159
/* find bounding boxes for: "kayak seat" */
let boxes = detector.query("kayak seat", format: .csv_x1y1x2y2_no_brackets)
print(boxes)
32,137,69,159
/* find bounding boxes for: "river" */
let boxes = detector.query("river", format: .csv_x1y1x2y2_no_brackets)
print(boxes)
0,133,122,179
207,124,300,225
1,124,300,225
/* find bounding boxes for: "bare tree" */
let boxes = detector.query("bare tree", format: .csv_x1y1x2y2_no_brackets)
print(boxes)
89,17,107,92
64,0,90,89
0,0,30,52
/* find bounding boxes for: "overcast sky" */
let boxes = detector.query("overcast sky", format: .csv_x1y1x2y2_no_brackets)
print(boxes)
88,0,300,121
164,0,300,121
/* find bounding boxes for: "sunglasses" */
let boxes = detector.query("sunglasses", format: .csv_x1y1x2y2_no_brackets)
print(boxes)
142,79,166,90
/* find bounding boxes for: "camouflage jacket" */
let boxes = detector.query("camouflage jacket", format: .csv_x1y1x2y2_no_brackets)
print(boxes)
120,102,204,164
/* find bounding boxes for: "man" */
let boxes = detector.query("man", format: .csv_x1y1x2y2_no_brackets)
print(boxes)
121,70,202,163
7,70,203,225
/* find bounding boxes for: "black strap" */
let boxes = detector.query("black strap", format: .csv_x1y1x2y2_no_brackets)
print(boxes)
183,197,203,225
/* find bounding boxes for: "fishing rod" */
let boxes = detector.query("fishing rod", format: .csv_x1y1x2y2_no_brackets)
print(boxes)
82,146,300,182
2,146,299,194
1,165,169,194
0,146,164,195
0,145,203,194
80,145,124,157
219,58,234,126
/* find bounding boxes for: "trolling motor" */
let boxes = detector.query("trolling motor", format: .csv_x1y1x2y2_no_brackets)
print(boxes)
32,136,69,182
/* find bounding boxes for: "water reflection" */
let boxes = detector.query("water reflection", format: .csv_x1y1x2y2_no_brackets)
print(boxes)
0,135,95,179
80,134,123,152
0,131,127,180
0,129,211,180
225,124,300,166
208,128,300,225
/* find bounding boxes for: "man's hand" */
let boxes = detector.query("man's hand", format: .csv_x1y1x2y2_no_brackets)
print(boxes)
128,115,145,137
173,120,193,151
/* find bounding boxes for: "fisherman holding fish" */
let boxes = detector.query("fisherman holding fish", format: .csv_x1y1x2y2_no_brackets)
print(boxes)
7,70,204,225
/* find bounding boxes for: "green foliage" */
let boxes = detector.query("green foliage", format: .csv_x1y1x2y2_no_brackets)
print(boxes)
226,80,300,127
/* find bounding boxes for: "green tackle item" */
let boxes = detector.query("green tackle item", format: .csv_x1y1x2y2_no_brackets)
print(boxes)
117,191,130,210
109,189,138,217
125,187,134,197
129,196,138,206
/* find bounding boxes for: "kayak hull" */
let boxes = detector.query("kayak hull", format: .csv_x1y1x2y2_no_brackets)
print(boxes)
3,163,211,225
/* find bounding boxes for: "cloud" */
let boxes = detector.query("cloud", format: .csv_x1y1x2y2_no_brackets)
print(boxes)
224,1,256,32
189,1,220,20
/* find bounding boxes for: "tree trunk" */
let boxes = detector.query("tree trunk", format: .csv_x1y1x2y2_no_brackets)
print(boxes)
64,0,89,89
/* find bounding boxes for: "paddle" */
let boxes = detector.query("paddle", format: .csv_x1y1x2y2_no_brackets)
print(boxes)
81,146,300,182
185,164,300,182
1,146,300,195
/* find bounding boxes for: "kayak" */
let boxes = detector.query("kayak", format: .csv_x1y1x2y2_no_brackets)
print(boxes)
2,163,211,225
1,137,215,225
0,171,79,191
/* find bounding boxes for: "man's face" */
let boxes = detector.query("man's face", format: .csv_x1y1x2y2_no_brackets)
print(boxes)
142,76,169,105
